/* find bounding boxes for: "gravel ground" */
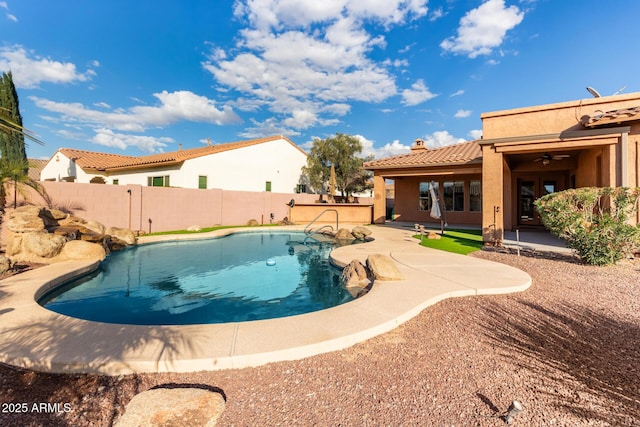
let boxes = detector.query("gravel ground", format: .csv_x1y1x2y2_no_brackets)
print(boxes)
1,248,639,426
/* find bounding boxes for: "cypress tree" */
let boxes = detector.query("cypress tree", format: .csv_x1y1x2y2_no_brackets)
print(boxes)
0,71,28,168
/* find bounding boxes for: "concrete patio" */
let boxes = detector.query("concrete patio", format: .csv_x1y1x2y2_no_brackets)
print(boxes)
0,225,531,375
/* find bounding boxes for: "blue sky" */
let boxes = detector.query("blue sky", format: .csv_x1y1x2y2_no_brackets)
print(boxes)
0,0,637,160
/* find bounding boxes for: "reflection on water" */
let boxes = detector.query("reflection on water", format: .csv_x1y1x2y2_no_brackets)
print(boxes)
39,233,355,325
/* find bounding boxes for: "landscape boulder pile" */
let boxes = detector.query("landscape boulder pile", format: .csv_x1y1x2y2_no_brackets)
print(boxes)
5,205,136,264
329,226,373,243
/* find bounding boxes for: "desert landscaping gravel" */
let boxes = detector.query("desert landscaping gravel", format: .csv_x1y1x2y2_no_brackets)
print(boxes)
1,248,639,426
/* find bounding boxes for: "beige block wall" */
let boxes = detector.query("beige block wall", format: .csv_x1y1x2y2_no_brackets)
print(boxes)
12,182,329,233
290,204,373,225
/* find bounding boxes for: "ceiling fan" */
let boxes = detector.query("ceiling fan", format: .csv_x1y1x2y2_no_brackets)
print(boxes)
533,152,570,166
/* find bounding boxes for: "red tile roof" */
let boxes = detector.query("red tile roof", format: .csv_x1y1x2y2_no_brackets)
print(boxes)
58,148,138,170
55,135,304,171
27,159,48,181
364,140,482,170
580,106,640,127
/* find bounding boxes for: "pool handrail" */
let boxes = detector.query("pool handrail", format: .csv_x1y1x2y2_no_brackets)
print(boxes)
304,208,339,235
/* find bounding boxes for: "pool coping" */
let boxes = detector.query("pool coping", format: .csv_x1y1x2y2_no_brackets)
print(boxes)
0,225,531,375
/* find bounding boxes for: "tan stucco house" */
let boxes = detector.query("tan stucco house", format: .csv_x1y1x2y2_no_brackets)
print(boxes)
366,92,640,243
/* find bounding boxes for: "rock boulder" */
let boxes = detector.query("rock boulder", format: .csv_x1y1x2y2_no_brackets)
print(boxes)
340,260,370,288
334,228,355,241
55,240,106,261
106,227,136,245
0,255,12,276
351,226,372,240
366,254,403,281
23,231,67,258
427,231,441,240
115,387,225,427
7,205,45,233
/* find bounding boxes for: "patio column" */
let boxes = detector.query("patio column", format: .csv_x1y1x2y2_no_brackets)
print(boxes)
481,145,504,244
373,174,386,224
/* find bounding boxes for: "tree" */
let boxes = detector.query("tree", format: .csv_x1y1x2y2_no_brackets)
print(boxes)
0,72,28,166
301,133,373,200
0,71,45,211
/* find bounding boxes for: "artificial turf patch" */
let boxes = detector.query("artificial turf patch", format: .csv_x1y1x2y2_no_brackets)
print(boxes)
413,228,483,255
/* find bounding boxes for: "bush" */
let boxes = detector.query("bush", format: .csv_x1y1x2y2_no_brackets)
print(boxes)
534,187,640,265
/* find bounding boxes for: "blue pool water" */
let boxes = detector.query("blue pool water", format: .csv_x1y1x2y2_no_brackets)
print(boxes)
39,232,355,325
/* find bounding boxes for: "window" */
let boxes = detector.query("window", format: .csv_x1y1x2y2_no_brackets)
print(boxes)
148,175,170,187
296,184,307,193
444,181,464,211
469,180,482,212
113,179,119,185
418,182,437,211
265,181,272,192
198,176,207,189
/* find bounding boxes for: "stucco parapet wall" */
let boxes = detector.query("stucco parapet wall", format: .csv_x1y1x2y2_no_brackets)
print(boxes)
0,225,530,375
478,126,632,147
480,92,640,120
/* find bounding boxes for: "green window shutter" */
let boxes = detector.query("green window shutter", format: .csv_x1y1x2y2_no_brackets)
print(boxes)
265,181,272,192
198,176,207,189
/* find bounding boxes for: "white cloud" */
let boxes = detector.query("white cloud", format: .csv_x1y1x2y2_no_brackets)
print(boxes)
440,0,524,58
0,45,94,88
450,89,464,97
429,7,444,22
132,91,241,126
92,128,171,153
401,79,437,106
454,109,472,118
238,117,301,139
468,129,483,140
239,0,428,30
356,134,411,159
422,130,465,148
30,90,241,131
206,0,429,134
0,1,16,22
30,91,241,152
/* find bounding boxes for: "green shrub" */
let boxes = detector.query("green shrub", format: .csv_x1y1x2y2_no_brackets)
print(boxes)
534,187,640,265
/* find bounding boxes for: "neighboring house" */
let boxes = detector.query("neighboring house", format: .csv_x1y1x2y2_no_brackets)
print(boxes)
40,135,309,193
366,92,640,243
27,159,48,182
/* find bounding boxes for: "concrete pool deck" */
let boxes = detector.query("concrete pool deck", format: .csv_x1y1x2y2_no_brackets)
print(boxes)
0,225,531,375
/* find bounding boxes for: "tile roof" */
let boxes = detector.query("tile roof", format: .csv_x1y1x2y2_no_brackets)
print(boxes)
27,159,48,181
55,135,304,171
58,148,138,170
580,106,640,127
364,140,482,170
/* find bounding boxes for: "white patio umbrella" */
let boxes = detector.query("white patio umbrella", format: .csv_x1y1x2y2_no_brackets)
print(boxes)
429,181,441,220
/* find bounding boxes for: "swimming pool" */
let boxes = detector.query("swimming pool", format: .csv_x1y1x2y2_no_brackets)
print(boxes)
38,232,356,325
